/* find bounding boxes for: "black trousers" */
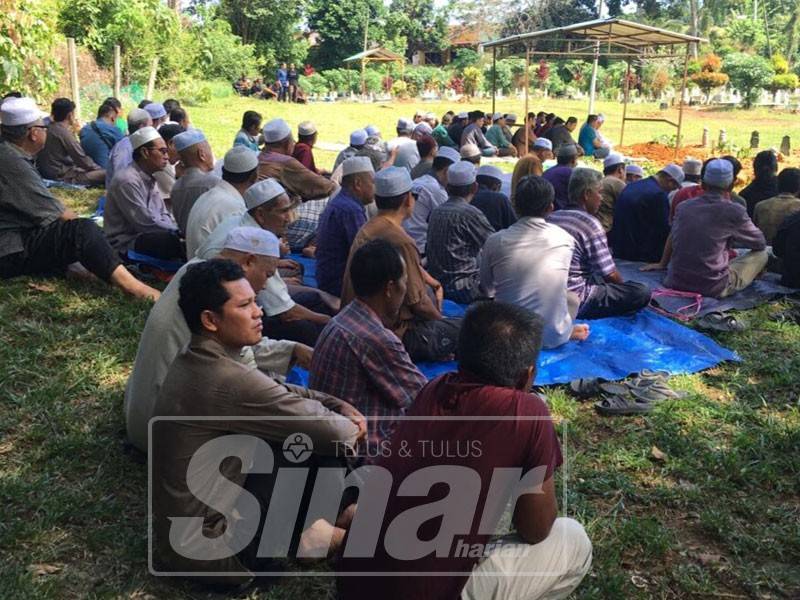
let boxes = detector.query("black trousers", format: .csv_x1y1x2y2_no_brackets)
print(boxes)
0,218,120,281
577,282,651,319
402,317,462,362
131,230,185,262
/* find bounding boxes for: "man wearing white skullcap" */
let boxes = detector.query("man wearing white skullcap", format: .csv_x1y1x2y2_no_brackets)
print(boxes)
105,126,184,261
473,164,516,231
125,225,313,453
485,112,517,157
663,158,767,298
426,161,495,303
185,145,259,258
197,178,334,346
339,167,462,362
333,129,368,172
169,129,219,234
257,118,337,201
386,118,420,172
315,156,375,296
597,151,627,232
0,97,160,301
105,107,153,188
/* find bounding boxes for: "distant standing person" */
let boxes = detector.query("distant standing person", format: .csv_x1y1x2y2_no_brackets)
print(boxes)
287,63,299,102
277,63,289,102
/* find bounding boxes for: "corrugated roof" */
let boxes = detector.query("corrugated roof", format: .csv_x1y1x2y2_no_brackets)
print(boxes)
343,47,405,62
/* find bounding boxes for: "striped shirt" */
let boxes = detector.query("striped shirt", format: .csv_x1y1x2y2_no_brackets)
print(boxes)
547,208,616,301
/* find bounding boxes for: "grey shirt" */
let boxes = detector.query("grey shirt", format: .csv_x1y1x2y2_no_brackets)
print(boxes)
0,140,65,258
169,167,220,234
461,123,495,151
105,162,177,252
37,121,101,181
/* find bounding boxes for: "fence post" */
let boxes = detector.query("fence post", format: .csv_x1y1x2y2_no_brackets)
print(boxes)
146,57,159,101
114,45,121,99
67,38,81,120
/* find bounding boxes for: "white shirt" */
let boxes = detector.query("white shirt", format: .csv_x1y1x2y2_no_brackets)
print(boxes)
387,136,420,171
124,259,297,452
185,179,246,259
196,212,296,316
405,173,447,255
480,216,576,348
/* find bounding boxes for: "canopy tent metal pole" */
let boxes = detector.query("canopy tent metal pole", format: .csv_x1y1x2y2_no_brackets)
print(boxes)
524,46,530,154
491,47,497,116
619,59,631,146
675,45,690,157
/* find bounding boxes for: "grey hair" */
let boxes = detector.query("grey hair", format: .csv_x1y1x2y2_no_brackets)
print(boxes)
127,109,151,134
567,167,602,206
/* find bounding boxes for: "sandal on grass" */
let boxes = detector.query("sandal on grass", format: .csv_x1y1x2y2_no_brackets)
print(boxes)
696,311,747,333
639,369,670,381
594,394,654,416
630,381,688,402
570,377,602,397
598,381,631,395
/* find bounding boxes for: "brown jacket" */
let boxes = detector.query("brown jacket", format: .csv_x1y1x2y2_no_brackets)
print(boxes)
257,150,335,200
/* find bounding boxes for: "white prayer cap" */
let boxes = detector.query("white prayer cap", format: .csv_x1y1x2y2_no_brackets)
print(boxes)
437,146,460,164
492,112,503,122
456,111,468,119
341,156,374,177
243,178,287,210
129,126,161,151
396,118,414,133
424,112,436,120
603,152,625,169
533,138,553,151
365,124,381,137
660,163,685,185
505,113,517,122
262,118,292,143
626,164,644,177
477,164,503,182
414,122,433,136
144,102,167,120
702,158,734,188
350,129,368,146
414,110,424,117
682,158,702,176
223,226,280,258
223,146,258,173
375,166,412,197
596,113,606,124
173,129,207,152
0,97,47,126
460,143,481,159
447,161,476,186
298,121,317,136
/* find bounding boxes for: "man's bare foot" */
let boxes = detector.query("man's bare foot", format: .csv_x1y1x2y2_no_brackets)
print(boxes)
570,324,590,341
110,265,161,301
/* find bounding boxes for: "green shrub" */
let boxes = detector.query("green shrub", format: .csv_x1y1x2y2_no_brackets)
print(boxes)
176,79,212,106
299,72,328,96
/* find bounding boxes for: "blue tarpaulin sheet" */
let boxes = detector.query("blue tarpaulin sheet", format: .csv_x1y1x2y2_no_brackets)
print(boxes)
286,253,739,386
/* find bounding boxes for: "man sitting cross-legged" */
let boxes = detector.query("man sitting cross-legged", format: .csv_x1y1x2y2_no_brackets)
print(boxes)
481,175,590,348
169,128,219,235
335,301,592,600
197,178,333,346
341,167,461,362
547,168,650,319
310,239,426,456
125,226,312,453
0,97,159,301
151,258,364,582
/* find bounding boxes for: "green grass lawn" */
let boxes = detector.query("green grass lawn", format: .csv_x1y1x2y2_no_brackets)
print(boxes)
1,98,799,599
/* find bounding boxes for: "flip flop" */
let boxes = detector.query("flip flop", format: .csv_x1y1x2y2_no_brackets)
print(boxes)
570,378,602,397
639,369,670,381
696,312,747,333
594,394,654,416
599,382,631,395
630,381,688,402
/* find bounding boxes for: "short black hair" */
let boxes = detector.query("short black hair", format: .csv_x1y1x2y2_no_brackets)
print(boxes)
97,102,116,119
163,98,181,113
552,117,565,127
375,191,409,211
298,132,316,144
586,114,598,124
566,116,578,125
603,161,625,176
778,167,800,195
138,99,153,109
2,91,22,100
350,239,404,298
223,166,258,184
468,110,484,121
51,98,75,122
242,110,261,130
158,123,185,142
514,175,555,217
178,259,246,334
721,155,742,178
432,156,454,171
103,97,122,110
476,174,501,190
458,301,543,387
753,150,778,178
446,183,474,197
170,107,187,123
556,154,575,166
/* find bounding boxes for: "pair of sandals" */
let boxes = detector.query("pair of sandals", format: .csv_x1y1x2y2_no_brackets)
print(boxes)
570,370,688,416
696,311,747,333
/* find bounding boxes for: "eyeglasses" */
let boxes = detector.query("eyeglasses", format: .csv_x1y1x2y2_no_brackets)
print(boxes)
146,146,169,155
28,125,48,131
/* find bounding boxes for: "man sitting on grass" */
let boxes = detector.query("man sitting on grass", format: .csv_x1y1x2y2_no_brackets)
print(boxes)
0,97,159,301
125,226,311,453
169,128,219,235
336,301,592,600
472,164,517,231
151,258,364,582
310,239,426,455
753,167,800,244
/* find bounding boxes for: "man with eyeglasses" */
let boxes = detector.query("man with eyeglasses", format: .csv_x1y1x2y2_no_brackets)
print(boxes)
0,97,160,300
105,126,184,262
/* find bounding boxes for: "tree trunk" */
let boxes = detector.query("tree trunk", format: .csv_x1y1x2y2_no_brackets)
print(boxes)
786,5,800,67
689,0,699,58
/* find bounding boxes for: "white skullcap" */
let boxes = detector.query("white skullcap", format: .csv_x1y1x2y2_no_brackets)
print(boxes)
477,164,503,182
350,129,368,146
702,158,734,188
492,112,503,122
413,122,433,136
298,121,317,136
396,118,414,133
533,138,553,151
460,143,481,159
341,156,374,176
262,118,292,143
0,97,47,126
626,164,644,177
425,112,436,120
603,152,625,169
223,146,258,173
505,113,517,122
223,226,280,258
682,158,702,176
129,126,161,151
375,166,412,197
660,163,685,185
144,102,167,120
243,178,287,210
437,146,460,164
172,129,206,152
447,161,476,186
456,111,468,119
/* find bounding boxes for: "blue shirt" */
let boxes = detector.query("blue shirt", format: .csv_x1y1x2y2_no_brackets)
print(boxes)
315,190,367,296
542,164,573,210
79,119,124,169
608,176,670,263
233,129,259,152
277,68,288,86
578,123,597,157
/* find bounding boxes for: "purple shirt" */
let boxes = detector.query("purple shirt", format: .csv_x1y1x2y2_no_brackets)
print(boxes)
542,164,573,209
315,189,366,296
665,192,766,298
547,208,616,301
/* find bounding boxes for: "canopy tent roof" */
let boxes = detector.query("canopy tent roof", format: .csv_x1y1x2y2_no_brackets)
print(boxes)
483,18,707,57
343,47,405,63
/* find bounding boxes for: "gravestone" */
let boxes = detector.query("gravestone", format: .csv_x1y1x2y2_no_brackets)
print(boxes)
750,131,759,149
702,128,709,148
781,136,791,155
